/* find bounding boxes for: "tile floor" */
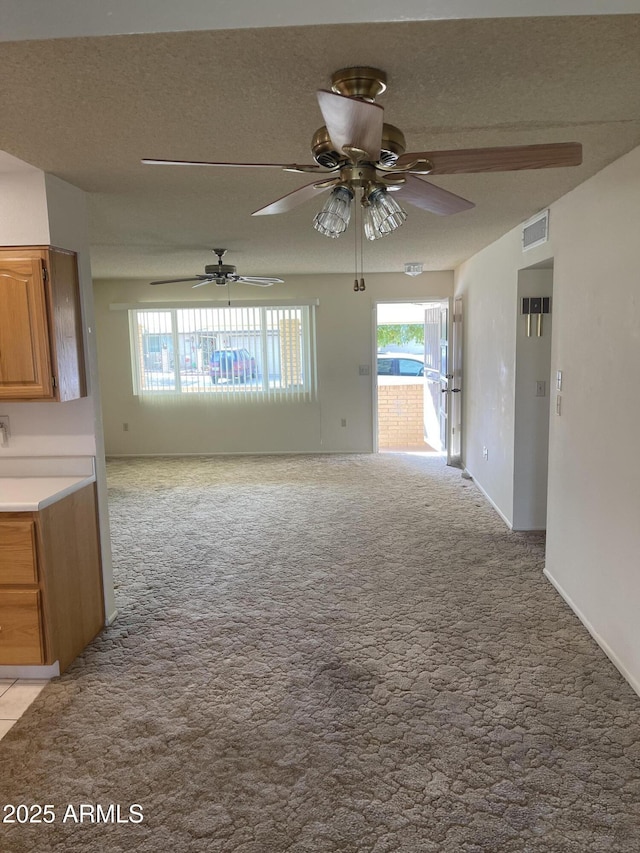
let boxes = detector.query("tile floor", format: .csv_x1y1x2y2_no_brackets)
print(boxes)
0,679,47,740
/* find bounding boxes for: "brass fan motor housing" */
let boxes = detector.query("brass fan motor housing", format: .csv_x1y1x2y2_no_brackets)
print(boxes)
311,122,406,168
379,123,406,166
330,66,387,102
311,126,342,168
205,264,236,276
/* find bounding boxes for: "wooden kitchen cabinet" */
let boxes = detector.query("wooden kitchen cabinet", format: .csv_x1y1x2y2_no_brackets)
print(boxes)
0,484,104,672
0,246,87,401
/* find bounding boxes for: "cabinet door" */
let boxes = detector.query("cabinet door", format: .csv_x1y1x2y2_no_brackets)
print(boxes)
0,520,38,584
0,590,44,665
0,256,54,399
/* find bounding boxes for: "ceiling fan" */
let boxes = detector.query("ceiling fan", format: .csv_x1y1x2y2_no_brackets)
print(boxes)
142,66,582,240
149,248,284,287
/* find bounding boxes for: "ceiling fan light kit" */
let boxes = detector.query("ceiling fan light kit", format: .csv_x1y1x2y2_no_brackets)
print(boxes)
142,65,582,245
313,186,354,238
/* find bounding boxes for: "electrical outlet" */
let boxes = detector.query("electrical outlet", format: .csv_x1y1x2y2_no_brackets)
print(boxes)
482,446,489,460
536,380,546,397
358,365,370,376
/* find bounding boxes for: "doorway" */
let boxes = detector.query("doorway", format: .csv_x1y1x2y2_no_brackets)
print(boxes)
513,263,553,530
375,300,448,454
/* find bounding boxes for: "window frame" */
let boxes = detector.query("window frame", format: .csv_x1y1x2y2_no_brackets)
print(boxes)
127,301,318,401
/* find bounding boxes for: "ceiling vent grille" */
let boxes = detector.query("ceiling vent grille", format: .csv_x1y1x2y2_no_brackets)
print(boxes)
522,209,550,251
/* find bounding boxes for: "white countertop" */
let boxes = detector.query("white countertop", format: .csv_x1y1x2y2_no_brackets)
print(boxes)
0,475,96,512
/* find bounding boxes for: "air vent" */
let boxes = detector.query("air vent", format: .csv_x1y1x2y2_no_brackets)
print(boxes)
522,209,550,251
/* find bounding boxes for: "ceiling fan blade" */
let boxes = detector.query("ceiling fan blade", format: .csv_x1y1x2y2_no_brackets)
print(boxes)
149,276,211,285
238,276,283,286
316,90,383,161
142,158,318,170
394,175,475,215
396,142,583,174
191,279,217,288
251,180,336,216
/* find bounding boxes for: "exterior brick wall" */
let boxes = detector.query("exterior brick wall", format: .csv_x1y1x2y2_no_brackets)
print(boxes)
378,383,433,450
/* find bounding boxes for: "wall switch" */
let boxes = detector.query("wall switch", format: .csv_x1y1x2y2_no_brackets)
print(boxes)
358,364,370,376
556,370,563,391
341,418,347,427
123,422,129,431
556,395,562,415
482,446,489,460
536,380,546,397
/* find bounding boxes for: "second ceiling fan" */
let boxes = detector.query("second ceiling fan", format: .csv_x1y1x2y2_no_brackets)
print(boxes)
143,66,582,241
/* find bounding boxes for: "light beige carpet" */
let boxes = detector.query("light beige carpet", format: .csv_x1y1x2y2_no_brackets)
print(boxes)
0,453,638,852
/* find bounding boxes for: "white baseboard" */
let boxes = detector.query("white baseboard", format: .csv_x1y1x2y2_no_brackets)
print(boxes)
464,468,513,529
105,609,119,626
544,568,640,699
0,662,60,680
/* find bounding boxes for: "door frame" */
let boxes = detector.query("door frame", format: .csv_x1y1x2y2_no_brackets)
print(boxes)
372,297,450,453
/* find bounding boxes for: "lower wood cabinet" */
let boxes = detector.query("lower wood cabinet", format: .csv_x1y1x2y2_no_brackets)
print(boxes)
0,590,44,665
0,484,104,673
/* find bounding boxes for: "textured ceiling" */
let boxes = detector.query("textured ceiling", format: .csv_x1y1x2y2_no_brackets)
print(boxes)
1,15,640,279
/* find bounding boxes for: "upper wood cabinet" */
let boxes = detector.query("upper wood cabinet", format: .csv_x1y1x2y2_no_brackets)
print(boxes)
0,246,87,401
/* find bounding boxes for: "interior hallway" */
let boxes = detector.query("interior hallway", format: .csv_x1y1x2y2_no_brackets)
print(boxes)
0,453,638,852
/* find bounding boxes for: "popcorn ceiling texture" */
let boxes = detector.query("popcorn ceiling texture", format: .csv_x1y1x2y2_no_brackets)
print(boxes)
2,17,640,278
0,453,638,852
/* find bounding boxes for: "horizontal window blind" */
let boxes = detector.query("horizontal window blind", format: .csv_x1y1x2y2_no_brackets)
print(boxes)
129,304,317,404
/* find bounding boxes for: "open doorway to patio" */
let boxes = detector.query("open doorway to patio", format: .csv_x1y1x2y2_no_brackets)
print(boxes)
375,300,449,454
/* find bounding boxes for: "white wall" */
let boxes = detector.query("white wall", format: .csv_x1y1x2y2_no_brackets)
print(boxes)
456,144,640,694
544,146,640,693
455,230,554,524
0,167,96,456
5,0,637,42
94,272,453,455
0,160,115,622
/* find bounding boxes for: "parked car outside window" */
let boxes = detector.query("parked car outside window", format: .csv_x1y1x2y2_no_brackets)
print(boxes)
209,348,257,383
377,353,425,377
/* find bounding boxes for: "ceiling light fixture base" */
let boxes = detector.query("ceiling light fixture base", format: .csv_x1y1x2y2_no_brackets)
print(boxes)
330,67,387,101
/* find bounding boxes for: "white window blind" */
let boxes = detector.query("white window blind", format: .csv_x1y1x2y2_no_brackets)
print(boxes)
129,304,317,403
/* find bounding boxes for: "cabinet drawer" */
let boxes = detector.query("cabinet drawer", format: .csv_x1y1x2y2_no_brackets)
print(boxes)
0,520,38,584
0,589,44,664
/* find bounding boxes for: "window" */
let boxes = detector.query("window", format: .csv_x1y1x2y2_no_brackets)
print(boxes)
377,357,394,376
129,304,316,402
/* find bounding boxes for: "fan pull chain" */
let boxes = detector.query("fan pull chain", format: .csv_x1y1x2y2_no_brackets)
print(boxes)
352,191,366,292
359,198,366,291
354,192,359,292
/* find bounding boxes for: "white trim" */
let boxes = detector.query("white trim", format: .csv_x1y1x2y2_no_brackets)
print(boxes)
105,609,119,626
110,298,319,311
464,468,513,528
106,450,372,458
0,662,60,679
544,568,640,699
